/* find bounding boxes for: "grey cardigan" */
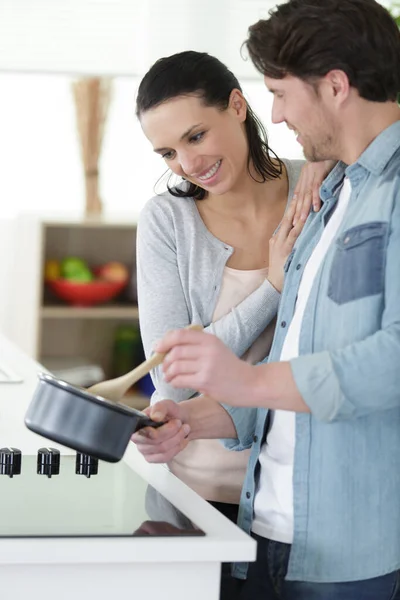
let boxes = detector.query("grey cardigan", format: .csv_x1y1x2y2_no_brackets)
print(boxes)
136,158,304,403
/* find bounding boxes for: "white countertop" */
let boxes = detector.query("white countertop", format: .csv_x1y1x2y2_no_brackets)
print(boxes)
0,334,256,566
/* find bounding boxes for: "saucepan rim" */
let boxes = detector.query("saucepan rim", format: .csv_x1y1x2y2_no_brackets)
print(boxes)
37,372,145,418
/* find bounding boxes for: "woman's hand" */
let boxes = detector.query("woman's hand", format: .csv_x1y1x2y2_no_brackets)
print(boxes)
267,160,337,293
267,198,305,292
131,400,191,463
293,160,336,224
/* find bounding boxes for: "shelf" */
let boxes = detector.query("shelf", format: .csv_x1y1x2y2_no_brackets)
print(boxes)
40,305,139,320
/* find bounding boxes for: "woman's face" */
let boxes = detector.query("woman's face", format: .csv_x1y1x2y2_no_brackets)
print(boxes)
140,90,249,195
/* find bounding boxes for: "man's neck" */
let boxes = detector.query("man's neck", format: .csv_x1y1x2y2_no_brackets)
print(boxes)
338,101,400,165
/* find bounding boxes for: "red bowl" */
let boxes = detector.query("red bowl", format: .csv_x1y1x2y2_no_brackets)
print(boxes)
47,278,127,306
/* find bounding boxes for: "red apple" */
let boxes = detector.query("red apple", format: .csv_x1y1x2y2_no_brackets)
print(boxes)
97,261,129,282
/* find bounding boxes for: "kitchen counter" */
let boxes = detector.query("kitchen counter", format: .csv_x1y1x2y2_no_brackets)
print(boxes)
0,334,256,600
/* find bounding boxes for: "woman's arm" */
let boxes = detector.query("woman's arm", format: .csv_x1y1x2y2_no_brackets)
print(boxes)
137,198,281,403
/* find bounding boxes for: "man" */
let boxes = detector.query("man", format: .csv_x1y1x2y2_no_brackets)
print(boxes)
132,0,400,597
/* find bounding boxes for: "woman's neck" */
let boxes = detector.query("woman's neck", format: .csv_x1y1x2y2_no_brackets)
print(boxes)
203,159,287,217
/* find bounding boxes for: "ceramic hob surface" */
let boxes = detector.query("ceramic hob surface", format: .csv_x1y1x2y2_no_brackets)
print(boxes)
0,448,205,538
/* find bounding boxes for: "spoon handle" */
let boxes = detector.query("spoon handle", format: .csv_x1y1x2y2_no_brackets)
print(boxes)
123,323,203,387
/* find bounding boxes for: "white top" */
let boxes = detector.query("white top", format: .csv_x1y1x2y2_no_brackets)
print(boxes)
252,177,352,543
169,265,274,504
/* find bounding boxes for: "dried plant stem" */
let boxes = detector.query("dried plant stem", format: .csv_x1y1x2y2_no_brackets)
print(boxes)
72,78,112,215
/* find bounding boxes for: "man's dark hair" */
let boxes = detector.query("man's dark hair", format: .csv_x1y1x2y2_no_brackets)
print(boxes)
136,51,282,200
245,0,400,102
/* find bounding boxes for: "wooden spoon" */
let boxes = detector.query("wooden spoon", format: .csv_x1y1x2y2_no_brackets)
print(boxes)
86,324,202,402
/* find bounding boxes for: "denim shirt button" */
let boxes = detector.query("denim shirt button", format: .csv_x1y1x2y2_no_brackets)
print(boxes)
253,435,258,443
296,264,301,270
281,321,287,328
246,491,251,499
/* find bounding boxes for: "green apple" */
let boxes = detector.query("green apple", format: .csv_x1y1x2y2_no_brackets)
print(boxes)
61,257,93,282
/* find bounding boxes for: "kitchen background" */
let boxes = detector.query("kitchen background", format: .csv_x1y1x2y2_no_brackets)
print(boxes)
0,0,397,401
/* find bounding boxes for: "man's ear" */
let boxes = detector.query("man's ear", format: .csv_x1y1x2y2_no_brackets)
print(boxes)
324,69,351,103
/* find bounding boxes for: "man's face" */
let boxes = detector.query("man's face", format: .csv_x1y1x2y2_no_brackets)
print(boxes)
264,74,338,162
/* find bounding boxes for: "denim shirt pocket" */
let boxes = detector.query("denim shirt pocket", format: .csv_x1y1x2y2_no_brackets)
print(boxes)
328,221,389,305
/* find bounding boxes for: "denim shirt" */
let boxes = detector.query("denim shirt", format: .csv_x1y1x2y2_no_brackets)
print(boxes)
225,121,400,583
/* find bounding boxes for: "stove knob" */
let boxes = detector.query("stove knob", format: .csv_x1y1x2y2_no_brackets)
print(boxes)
75,453,98,478
37,447,60,478
0,447,22,477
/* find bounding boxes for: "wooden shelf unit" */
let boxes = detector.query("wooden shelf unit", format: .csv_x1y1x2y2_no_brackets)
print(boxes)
11,213,142,381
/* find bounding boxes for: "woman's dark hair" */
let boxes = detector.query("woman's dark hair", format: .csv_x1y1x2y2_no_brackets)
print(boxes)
245,0,400,102
136,51,282,200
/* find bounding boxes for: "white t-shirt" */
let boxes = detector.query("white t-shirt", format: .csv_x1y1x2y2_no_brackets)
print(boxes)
252,177,352,543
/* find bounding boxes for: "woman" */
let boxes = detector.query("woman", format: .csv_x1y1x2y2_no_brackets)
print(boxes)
135,51,331,519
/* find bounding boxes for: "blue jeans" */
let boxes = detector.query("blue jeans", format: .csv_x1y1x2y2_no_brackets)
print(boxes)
238,533,400,600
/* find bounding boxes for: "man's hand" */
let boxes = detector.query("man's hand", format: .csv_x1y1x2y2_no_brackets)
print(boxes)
155,330,254,406
131,400,191,463
152,335,309,413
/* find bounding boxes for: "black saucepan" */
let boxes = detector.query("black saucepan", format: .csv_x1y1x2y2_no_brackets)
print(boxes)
25,372,162,462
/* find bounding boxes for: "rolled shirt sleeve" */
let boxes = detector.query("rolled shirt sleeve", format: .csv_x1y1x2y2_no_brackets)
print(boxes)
220,405,258,451
291,327,400,422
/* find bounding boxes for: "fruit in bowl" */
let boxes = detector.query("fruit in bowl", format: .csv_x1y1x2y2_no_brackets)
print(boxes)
45,258,129,306
97,261,129,282
44,259,61,281
61,257,94,282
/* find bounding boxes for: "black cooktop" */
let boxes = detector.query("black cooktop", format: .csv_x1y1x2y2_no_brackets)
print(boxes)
0,448,205,538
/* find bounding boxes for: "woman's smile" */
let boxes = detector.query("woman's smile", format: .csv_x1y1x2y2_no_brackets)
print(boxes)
196,159,222,183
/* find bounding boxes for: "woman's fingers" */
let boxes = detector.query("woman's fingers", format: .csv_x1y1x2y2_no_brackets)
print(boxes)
293,192,304,226
285,215,305,252
276,197,305,243
132,419,190,463
275,198,296,239
131,399,192,464
298,190,313,222
312,180,322,212
293,159,337,222
293,163,313,225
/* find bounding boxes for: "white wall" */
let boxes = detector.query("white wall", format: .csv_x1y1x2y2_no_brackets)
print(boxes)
0,0,273,79
0,73,302,220
0,0,392,79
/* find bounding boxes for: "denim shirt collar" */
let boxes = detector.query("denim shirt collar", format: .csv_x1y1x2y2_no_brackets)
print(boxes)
320,120,400,202
357,120,400,176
